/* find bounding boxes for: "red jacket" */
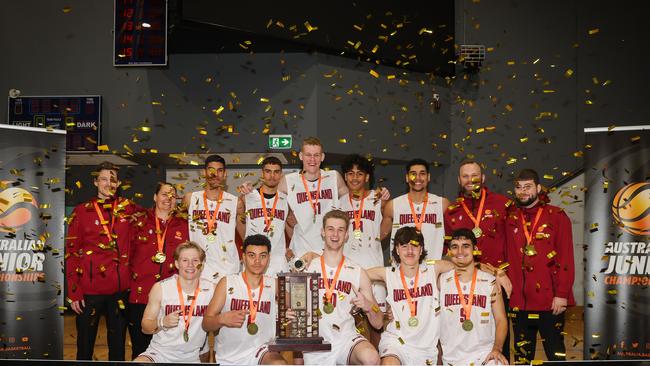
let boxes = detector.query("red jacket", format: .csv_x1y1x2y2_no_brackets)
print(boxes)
444,188,511,266
65,197,143,302
505,202,576,311
129,209,188,304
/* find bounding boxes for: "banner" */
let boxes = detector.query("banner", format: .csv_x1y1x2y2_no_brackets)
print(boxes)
584,126,650,360
0,125,66,359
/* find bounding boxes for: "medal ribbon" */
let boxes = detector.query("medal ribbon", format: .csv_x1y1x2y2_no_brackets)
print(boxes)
300,173,322,218
242,272,264,325
320,256,345,305
259,187,279,232
176,276,201,337
399,265,420,318
154,216,169,255
519,207,544,245
460,188,486,231
454,268,478,323
349,190,366,233
407,193,428,231
203,190,223,234
92,199,118,242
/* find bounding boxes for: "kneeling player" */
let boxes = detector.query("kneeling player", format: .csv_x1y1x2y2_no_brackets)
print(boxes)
134,241,215,363
202,234,287,365
440,229,508,365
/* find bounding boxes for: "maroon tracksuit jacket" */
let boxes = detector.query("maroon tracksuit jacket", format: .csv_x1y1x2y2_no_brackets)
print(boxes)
65,197,142,302
505,202,576,311
444,187,511,266
128,208,188,304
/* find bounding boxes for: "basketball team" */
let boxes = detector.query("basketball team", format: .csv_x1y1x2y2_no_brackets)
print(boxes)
65,137,575,365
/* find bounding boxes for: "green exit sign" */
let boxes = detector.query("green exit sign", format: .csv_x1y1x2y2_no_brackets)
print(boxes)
269,135,292,149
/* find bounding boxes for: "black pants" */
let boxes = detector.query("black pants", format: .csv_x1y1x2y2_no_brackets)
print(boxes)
511,310,566,364
127,303,152,359
502,293,510,361
75,292,128,361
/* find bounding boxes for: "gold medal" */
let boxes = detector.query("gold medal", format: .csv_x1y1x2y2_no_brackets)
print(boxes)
206,234,216,242
247,323,259,335
183,329,189,342
408,316,419,327
323,302,335,314
152,252,166,263
353,229,362,240
462,319,473,331
472,227,482,238
524,245,537,256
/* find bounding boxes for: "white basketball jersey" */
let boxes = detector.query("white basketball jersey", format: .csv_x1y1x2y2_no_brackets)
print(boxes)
339,190,383,268
305,257,361,344
285,170,339,257
216,273,277,365
383,264,440,350
439,269,496,365
244,189,289,276
148,275,214,360
390,193,445,260
188,190,239,280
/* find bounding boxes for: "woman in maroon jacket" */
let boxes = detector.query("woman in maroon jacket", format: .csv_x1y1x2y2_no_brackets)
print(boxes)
127,182,189,359
506,169,575,364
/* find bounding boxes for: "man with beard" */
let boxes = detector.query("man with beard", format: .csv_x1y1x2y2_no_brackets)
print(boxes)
444,160,511,360
183,155,239,281
236,157,290,276
66,162,142,360
381,158,449,260
506,169,575,364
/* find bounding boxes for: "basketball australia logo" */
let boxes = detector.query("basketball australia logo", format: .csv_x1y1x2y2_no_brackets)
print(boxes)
0,184,39,233
611,182,650,236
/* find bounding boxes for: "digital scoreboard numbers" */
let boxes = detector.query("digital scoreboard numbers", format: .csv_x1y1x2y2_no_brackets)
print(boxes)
6,96,102,152
114,0,167,66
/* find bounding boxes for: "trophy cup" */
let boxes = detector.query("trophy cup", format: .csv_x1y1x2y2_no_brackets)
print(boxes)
268,272,331,352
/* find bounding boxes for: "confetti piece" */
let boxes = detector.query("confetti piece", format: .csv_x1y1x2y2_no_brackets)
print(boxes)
547,251,557,259
631,136,640,142
564,69,574,77
97,145,109,151
543,174,554,180
369,70,379,78
304,21,318,32
527,313,540,319
62,6,72,13
339,138,347,144
588,28,600,35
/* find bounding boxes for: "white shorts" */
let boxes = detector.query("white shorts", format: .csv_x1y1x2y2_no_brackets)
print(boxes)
443,349,496,366
379,336,438,366
139,343,201,363
219,343,270,365
303,333,366,365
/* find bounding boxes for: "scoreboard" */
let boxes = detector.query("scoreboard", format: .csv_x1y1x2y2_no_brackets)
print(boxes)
114,0,167,66
6,96,101,152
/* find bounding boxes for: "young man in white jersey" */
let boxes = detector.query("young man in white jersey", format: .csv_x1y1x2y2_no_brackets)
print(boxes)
134,241,215,363
202,234,287,365
380,158,450,260
338,154,387,346
239,137,389,258
301,210,383,365
183,154,239,281
439,228,508,365
236,157,290,277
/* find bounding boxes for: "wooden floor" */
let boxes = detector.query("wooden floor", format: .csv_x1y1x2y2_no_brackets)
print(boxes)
64,306,585,362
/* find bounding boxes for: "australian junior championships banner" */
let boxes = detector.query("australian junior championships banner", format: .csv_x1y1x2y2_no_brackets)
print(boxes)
0,125,65,359
584,126,650,360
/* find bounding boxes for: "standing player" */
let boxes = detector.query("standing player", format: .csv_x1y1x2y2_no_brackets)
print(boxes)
183,154,239,281
134,242,215,363
128,182,189,358
236,157,290,276
202,234,287,365
302,210,383,365
381,158,450,260
439,229,508,365
65,162,142,360
506,169,575,364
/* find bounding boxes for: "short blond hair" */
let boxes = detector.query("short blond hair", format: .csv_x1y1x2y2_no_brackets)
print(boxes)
322,209,350,228
173,241,206,262
302,137,323,151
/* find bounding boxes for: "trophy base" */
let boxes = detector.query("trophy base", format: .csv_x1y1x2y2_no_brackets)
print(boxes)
268,337,332,352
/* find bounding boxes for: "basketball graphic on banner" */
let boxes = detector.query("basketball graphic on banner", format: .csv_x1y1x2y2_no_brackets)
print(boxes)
0,185,38,233
611,182,650,236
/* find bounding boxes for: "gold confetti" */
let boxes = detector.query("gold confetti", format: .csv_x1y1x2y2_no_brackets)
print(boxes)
547,251,557,259
304,21,318,32
117,299,125,310
369,70,379,78
527,313,540,319
631,136,640,142
564,69,574,77
543,174,554,180
62,6,72,13
588,28,600,35
97,145,109,151
339,138,347,144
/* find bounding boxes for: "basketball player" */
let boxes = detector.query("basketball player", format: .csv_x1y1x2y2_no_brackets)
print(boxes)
239,137,389,258
380,158,449,261
134,242,215,363
182,154,239,281
301,210,383,365
236,157,290,276
202,234,287,365
439,228,508,365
